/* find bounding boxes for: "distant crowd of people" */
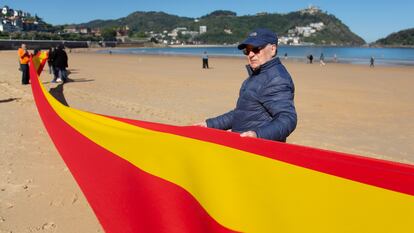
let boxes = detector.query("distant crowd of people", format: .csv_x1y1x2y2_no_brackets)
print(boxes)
17,43,69,85
303,53,374,67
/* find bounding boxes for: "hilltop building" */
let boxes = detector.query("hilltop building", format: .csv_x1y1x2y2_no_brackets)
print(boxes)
300,5,321,15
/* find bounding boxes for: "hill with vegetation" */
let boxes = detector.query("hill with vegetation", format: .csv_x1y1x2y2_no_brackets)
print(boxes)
77,8,365,46
374,28,414,46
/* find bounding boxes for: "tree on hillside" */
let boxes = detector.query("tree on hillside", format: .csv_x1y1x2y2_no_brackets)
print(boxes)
101,28,117,41
201,10,237,18
375,28,414,46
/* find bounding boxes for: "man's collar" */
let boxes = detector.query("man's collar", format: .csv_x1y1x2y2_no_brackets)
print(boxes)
246,56,280,76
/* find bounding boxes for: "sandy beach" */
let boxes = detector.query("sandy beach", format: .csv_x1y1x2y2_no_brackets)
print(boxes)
1,50,414,232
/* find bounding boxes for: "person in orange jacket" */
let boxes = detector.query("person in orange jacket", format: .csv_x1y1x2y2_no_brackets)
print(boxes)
17,44,30,85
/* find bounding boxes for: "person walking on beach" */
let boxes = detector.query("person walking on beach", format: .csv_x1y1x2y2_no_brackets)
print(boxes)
17,44,30,85
202,51,209,69
308,54,314,64
195,28,297,142
319,53,325,66
47,47,55,75
49,46,60,82
53,45,69,83
370,56,375,67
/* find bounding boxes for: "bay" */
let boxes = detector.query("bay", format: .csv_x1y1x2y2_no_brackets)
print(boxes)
101,46,414,66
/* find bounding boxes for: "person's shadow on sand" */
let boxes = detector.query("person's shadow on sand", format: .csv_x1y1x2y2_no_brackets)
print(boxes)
67,69,79,74
49,83,69,106
48,78,95,106
43,77,95,85
0,97,21,103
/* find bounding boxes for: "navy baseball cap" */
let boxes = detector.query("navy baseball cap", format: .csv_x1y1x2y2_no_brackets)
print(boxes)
237,28,278,50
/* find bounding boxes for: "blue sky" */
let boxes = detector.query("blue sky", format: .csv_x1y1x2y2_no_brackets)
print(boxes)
2,0,413,42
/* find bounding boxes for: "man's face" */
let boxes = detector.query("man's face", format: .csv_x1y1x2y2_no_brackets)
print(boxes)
21,44,26,50
245,44,276,70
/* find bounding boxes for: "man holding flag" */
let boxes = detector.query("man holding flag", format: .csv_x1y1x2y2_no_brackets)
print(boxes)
197,28,297,142
17,43,30,85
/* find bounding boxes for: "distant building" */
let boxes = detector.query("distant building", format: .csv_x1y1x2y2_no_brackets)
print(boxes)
181,30,199,37
13,10,24,17
168,30,178,38
79,28,91,34
11,18,23,28
278,36,301,45
284,21,324,40
0,21,13,32
310,22,324,31
64,27,78,33
2,6,11,15
91,28,101,36
1,5,34,32
292,37,300,45
168,27,188,38
63,26,91,34
199,25,207,34
300,5,321,15
21,11,31,18
296,26,313,36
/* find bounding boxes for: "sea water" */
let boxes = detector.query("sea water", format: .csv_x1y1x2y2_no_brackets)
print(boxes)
100,46,414,66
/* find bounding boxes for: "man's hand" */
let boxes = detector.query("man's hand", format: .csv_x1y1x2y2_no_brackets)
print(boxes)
240,131,257,138
193,122,207,127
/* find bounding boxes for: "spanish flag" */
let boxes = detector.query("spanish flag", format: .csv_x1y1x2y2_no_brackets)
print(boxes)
31,50,48,75
29,59,414,233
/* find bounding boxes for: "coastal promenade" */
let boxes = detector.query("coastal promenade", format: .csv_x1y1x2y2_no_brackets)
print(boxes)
0,39,123,50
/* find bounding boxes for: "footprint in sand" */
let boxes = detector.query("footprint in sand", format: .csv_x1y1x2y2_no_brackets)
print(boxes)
41,222,57,230
71,193,78,204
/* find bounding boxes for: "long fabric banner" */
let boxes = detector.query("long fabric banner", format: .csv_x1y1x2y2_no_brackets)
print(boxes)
29,59,414,233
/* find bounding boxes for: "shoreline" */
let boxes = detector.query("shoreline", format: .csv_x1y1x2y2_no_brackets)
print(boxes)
3,43,414,67
96,46,414,67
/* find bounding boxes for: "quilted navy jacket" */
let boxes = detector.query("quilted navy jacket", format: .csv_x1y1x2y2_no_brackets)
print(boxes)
206,57,297,142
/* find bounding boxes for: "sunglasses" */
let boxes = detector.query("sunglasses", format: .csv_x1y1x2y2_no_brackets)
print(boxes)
242,46,264,55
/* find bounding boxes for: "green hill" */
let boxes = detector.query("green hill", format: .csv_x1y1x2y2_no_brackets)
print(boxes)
374,28,414,46
77,9,365,45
